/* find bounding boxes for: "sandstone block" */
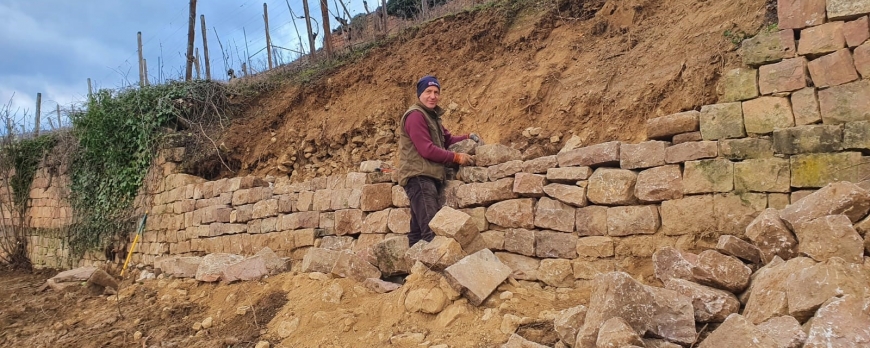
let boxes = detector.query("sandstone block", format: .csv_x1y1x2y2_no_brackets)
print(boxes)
363,278,401,293
845,16,870,46
556,141,621,168
502,334,549,348
844,120,870,150
576,272,696,347
387,208,411,234
346,172,368,189
716,235,762,264
692,250,752,293
195,253,244,282
481,230,505,250
790,152,866,187
700,103,746,140
794,215,864,262
296,191,314,211
576,206,608,236
606,205,660,236
672,131,703,144
429,207,480,246
495,252,540,280
535,230,578,259
635,165,683,202
742,96,795,134
576,236,615,258
818,80,870,124
758,57,810,95
455,178,518,208
620,141,667,169
718,68,759,102
362,209,390,234
537,259,574,288
742,29,797,66
714,192,768,237
757,316,807,348
683,159,734,194
485,199,535,229
221,255,268,282
808,48,860,87
653,247,698,283
781,181,870,227
856,42,870,77
661,195,716,236
596,317,644,348
772,124,844,154
475,144,522,166
372,237,410,276
543,183,587,207
461,207,489,233
312,189,332,211
791,87,822,125
697,314,778,348
786,258,870,321
487,160,523,180
534,197,576,232
300,248,340,273
742,257,816,324
798,22,846,56
646,111,700,139
734,158,791,193
665,141,718,163
409,236,466,270
330,188,361,211
778,0,827,29
155,256,202,278
360,183,393,212
391,185,410,207
334,209,363,235
522,155,557,174
572,259,617,280
768,193,791,210
444,249,512,306
252,199,278,219
719,138,774,160
586,168,638,205
504,228,536,256
827,0,870,21
512,173,545,197
665,278,740,323
320,236,355,251
545,167,592,183
553,305,587,347
804,295,870,348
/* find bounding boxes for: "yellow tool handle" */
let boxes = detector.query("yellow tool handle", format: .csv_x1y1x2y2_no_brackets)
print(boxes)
119,232,141,277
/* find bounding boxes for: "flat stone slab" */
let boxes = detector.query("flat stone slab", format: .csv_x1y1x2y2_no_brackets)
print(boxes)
556,141,621,168
444,249,512,306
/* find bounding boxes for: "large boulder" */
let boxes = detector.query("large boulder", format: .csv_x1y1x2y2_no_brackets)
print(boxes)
779,181,870,229
691,250,751,293
804,295,870,348
665,278,740,323
745,209,799,264
786,257,870,322
697,314,779,348
196,253,245,282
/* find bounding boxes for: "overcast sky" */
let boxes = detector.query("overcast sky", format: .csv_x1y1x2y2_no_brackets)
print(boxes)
0,0,369,129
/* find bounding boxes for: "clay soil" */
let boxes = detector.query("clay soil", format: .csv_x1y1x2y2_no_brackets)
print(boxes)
219,0,772,180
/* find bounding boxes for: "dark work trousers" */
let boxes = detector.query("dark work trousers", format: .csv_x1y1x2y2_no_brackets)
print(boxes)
404,176,444,247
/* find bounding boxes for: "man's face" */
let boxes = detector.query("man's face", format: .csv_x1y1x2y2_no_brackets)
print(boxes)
418,86,440,109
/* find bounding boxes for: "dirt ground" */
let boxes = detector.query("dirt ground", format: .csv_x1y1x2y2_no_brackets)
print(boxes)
218,0,772,181
0,265,594,347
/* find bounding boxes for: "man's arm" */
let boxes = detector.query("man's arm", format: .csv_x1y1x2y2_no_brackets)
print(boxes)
405,111,456,164
442,126,469,147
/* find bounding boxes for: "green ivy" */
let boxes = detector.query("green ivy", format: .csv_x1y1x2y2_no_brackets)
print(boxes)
3,135,56,210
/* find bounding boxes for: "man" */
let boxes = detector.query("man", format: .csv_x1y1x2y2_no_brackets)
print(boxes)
397,75,479,247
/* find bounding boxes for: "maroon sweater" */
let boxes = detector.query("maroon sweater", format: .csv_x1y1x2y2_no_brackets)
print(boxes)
404,110,468,164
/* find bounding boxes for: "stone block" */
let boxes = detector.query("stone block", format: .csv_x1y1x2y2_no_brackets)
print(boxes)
155,256,202,278
444,249,512,306
534,197,575,232
701,103,746,140
300,248,341,273
333,209,363,235
718,68,759,102
359,160,383,173
716,235,762,264
586,168,638,205
742,29,797,66
371,236,410,276
495,252,540,281
503,334,550,348
646,111,700,140
672,131,702,144
388,208,411,234
804,295,870,348
844,121,870,150
278,212,319,230
556,141,621,168
798,22,847,56
697,314,778,348
512,173,545,197
296,191,314,211
429,207,479,246
719,138,774,160
790,152,866,187
734,158,791,193
545,167,592,183
312,189,332,211
535,230,578,259
360,183,393,212
522,155,557,174
856,42,870,78
683,159,734,194
661,195,716,236
345,172,368,189
455,178,518,208
411,236,466,270
252,199,278,219
782,181,870,229
827,0,870,20
818,80,870,124
692,250,752,293
742,96,795,134
475,144,522,166
786,258,869,321
575,236,614,258
331,250,382,282
480,230,505,250
758,57,810,95
742,257,817,324
808,49,860,88
791,87,822,126
487,160,523,180
665,278,740,323
457,166,488,183
362,209,390,234
666,141,719,164
222,255,269,282
620,141,667,170
543,183,587,207
845,16,870,46
596,317,645,348
366,171,392,184
652,247,698,283
793,215,864,262
772,124,844,154
391,186,409,207
277,195,295,213
320,236,355,251
714,192,768,237
504,228,536,256
635,165,683,202
485,199,535,229
778,0,827,29
331,188,362,211
196,253,245,282
576,206,608,236
553,305,587,347
768,193,791,209
756,316,807,348
572,259,617,280
606,205,660,237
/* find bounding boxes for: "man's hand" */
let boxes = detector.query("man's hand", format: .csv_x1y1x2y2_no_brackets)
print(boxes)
454,153,476,166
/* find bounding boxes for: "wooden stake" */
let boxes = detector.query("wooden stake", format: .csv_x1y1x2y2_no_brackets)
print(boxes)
381,0,388,34
185,0,198,81
87,78,93,97
34,93,41,137
320,0,333,59
302,0,316,60
194,48,201,79
200,15,211,80
56,104,61,130
264,3,274,70
143,59,150,86
241,62,248,77
137,32,145,87
243,27,252,74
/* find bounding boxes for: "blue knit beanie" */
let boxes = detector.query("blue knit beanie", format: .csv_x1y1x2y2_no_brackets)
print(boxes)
416,75,440,97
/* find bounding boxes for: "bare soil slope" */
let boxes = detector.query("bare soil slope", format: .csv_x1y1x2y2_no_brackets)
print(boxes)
222,0,772,179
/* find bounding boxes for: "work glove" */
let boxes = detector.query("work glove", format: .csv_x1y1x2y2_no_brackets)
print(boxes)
454,153,476,166
469,133,483,144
